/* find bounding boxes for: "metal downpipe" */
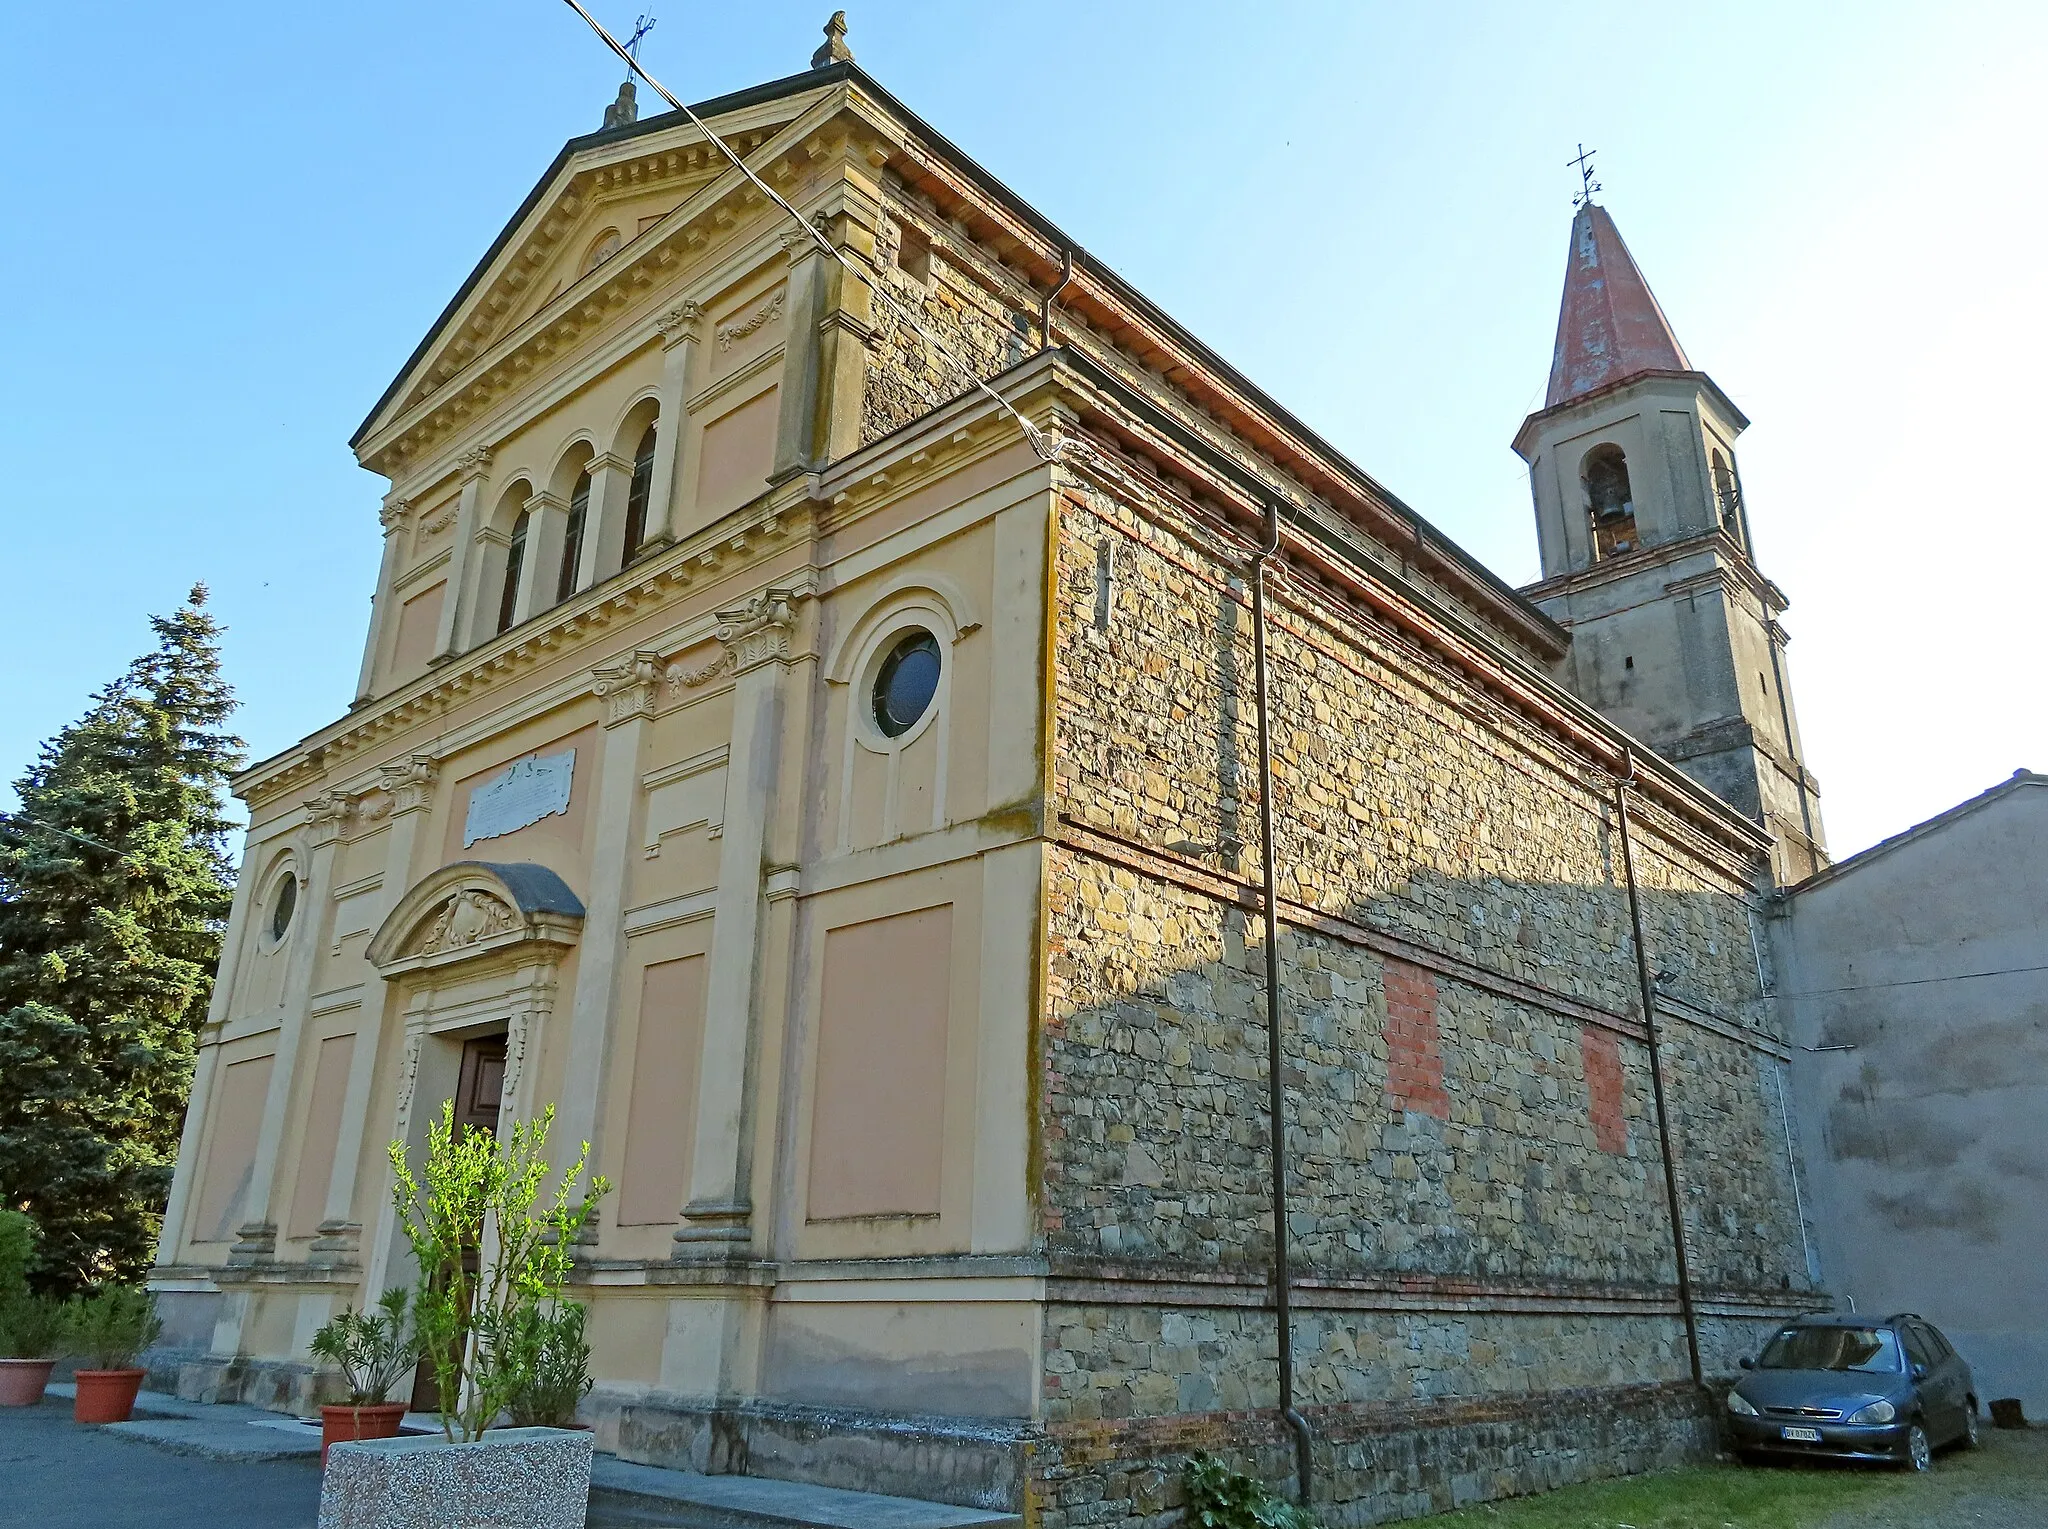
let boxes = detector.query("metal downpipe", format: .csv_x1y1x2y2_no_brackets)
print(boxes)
1251,500,1314,1503
1613,748,1705,1390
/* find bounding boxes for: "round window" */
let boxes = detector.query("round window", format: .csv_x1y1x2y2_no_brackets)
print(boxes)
871,630,941,739
269,872,298,943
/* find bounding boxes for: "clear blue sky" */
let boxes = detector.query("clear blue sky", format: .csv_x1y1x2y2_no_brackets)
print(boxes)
3,2,2043,858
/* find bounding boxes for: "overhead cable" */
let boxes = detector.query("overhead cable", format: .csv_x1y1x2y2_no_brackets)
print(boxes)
559,0,1061,464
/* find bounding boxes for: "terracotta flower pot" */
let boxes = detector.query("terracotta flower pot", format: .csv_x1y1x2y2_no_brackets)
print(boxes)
73,1368,146,1424
0,1358,55,1407
320,1402,409,1464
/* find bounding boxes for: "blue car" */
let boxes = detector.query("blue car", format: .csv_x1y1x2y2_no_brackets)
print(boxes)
1725,1312,1979,1472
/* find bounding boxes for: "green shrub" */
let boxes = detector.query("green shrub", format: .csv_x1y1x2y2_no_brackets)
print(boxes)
0,1293,67,1359
66,1286,162,1370
0,1210,36,1302
1182,1452,1318,1529
308,1288,418,1406
503,1300,594,1429
389,1101,608,1441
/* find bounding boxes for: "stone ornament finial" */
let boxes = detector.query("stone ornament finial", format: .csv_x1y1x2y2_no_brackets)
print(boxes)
603,79,639,130
811,10,853,67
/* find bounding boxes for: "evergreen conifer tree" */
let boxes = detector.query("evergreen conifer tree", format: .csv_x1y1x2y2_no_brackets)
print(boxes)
0,587,243,1292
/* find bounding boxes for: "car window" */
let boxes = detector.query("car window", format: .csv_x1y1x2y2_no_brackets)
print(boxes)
1757,1325,1905,1373
1901,1325,1935,1370
1921,1324,1954,1361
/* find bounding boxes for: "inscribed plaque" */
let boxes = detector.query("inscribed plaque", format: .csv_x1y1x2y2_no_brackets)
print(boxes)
463,750,575,848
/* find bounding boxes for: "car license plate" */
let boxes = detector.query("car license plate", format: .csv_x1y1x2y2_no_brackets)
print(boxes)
1781,1426,1821,1443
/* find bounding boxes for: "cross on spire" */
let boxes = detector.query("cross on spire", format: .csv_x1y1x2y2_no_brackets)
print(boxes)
623,13,655,63
1569,143,1601,209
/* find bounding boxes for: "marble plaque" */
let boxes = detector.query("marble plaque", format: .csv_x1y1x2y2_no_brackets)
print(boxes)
463,749,574,848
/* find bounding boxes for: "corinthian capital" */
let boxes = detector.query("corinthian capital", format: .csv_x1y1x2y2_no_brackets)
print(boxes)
456,445,494,480
304,790,354,844
377,754,440,815
592,649,664,727
658,299,703,346
714,588,802,674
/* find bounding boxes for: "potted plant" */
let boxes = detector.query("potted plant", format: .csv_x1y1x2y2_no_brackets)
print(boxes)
309,1287,418,1463
0,1294,67,1406
317,1102,608,1525
504,1300,594,1429
0,1209,64,1407
68,1286,162,1424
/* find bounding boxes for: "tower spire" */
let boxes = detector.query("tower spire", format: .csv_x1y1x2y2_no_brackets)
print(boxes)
1545,202,1691,409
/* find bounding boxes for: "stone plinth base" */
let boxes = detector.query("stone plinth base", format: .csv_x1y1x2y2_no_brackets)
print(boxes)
318,1427,593,1529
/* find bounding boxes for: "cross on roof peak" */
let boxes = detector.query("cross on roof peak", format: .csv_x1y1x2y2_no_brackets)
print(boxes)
1569,143,1601,209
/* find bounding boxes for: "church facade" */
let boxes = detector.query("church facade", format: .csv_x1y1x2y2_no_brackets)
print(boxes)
152,34,1826,1524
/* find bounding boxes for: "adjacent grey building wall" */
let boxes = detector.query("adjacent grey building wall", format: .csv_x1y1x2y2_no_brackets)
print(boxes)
1772,772,2048,1412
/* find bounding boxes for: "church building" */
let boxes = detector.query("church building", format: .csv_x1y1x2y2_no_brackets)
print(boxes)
152,24,1828,1524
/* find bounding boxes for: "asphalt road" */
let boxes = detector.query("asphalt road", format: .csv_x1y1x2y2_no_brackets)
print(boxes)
0,1396,323,1529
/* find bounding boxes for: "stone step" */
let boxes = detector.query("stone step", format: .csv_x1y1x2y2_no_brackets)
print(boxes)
587,1458,1020,1529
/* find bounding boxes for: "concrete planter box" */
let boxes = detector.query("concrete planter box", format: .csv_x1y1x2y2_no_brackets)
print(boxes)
318,1426,593,1529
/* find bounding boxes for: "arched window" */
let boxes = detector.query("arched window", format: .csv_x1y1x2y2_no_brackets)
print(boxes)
622,423,658,559
1584,445,1638,560
558,469,590,604
497,508,529,634
1711,450,1745,545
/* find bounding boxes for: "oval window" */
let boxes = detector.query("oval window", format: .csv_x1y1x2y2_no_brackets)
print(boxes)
269,871,299,942
871,630,941,738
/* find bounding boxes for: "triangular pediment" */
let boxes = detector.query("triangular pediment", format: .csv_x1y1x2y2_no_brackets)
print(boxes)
352,69,847,464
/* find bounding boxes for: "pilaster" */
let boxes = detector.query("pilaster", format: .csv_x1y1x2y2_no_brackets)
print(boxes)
810,200,879,467
675,590,801,1255
229,790,352,1265
311,755,438,1264
770,228,828,481
513,489,569,626
554,652,661,1187
642,301,703,549
157,832,265,1262
434,447,494,662
579,451,634,590
355,500,408,705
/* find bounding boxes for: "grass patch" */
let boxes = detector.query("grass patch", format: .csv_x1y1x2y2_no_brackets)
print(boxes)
1422,1460,1895,1529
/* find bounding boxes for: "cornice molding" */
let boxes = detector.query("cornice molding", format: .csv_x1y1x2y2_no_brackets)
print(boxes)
235,496,813,809
358,88,871,476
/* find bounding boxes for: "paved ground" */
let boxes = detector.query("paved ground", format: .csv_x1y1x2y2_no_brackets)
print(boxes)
0,1396,323,1529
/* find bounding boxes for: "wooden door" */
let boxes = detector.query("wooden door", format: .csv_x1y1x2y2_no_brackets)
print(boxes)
409,1034,507,1412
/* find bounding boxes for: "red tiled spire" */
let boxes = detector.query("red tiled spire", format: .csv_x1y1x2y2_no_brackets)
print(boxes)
1545,203,1691,408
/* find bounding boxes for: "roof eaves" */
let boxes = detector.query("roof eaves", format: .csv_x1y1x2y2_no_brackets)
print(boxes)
1780,770,2046,898
348,62,856,451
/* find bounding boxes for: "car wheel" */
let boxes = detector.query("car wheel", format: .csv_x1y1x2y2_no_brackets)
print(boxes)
1903,1422,1933,1472
1962,1403,1981,1449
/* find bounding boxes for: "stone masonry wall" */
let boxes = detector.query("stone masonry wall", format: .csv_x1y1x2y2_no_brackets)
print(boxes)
1032,444,1818,1524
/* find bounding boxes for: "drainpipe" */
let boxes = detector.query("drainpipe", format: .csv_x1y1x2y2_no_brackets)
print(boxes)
1613,748,1705,1390
1251,499,1314,1504
1040,248,1075,353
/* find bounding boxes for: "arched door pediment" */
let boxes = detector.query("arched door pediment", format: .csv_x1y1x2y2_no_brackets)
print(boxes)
367,861,584,978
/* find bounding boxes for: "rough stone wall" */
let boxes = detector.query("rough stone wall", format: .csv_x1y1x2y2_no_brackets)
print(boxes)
1034,449,1816,1521
862,203,1030,445
1033,1382,1720,1529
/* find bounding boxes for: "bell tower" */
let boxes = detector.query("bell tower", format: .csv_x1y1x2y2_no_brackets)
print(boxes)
1513,200,1826,882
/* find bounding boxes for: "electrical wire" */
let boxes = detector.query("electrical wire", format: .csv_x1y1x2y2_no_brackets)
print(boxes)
560,0,1061,464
